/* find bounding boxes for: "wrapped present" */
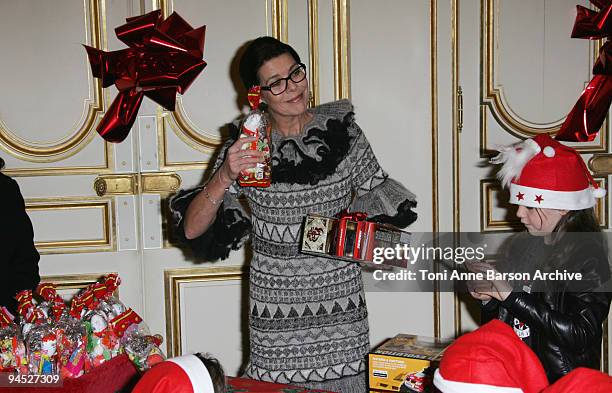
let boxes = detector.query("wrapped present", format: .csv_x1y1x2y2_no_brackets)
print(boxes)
301,213,411,265
237,86,272,187
368,334,450,393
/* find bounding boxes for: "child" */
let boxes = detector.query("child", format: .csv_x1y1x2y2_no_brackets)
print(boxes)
433,319,612,392
132,352,227,393
470,134,611,382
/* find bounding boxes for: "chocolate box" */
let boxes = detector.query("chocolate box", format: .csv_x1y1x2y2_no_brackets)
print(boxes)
300,214,411,265
369,334,450,393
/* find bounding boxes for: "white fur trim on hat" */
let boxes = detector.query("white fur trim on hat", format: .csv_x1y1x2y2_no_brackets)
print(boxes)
169,355,215,393
490,139,541,188
434,369,524,393
509,183,596,210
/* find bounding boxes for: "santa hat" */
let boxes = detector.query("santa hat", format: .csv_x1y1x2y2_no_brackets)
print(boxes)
132,354,215,393
490,134,605,210
542,368,612,393
433,320,549,393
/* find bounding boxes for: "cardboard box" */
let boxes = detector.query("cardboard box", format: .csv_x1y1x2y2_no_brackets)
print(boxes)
369,334,450,393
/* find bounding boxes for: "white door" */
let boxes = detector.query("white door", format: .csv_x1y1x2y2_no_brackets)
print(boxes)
458,0,611,371
0,0,148,313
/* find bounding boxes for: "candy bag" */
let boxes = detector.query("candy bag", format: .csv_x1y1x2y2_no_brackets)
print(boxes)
237,86,271,187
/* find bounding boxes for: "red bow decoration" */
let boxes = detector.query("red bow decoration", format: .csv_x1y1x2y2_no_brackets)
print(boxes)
84,10,207,142
556,0,612,142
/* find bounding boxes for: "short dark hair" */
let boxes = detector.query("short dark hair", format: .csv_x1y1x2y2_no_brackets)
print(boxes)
0,157,4,170
238,36,301,89
194,352,227,393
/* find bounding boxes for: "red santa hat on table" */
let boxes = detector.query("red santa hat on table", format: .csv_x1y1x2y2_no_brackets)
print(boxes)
132,354,215,393
433,320,549,393
490,134,605,210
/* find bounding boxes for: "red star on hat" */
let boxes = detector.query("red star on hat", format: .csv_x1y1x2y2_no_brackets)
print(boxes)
534,195,544,204
516,192,525,201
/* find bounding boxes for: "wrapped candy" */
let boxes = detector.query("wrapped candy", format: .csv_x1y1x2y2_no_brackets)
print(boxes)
237,86,272,187
122,334,165,372
25,323,57,375
111,308,165,371
0,307,27,374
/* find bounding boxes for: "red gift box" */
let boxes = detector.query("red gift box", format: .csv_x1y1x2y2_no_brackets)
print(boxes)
5,354,138,393
228,377,336,392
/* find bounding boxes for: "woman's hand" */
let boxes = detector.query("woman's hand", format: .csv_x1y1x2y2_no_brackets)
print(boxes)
218,137,266,183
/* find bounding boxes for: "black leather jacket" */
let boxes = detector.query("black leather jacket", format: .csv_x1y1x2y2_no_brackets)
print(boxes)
481,233,611,383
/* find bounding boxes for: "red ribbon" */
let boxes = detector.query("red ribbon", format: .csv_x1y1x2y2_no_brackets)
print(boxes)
0,307,14,328
111,308,143,337
557,1,612,142
92,282,110,301
84,10,207,142
104,273,121,293
337,211,368,221
70,297,85,320
247,86,262,110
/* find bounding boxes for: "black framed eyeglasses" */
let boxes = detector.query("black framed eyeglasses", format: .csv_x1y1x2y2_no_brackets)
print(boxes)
261,63,307,95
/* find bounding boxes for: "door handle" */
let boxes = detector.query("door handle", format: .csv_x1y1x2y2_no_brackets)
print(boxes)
94,173,181,196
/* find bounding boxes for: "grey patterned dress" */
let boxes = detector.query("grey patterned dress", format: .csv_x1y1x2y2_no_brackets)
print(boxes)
170,100,417,393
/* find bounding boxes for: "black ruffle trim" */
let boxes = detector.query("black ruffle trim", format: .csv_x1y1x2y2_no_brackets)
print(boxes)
368,199,418,229
171,190,250,262
271,113,354,185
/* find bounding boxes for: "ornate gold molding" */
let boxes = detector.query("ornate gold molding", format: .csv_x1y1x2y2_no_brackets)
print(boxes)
480,0,608,152
480,179,521,232
42,273,116,293
26,197,115,253
272,0,288,42
0,0,109,164
332,0,350,100
164,266,245,357
308,0,320,107
155,0,273,169
451,0,460,338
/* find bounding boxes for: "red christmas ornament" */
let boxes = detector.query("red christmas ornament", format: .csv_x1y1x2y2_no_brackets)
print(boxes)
84,10,207,142
556,0,612,142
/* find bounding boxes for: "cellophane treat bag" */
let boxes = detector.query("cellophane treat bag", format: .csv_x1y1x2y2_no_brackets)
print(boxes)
80,288,121,367
0,307,27,374
237,86,271,187
111,308,165,371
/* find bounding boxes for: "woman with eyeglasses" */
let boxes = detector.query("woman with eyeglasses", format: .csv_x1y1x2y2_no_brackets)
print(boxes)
170,37,417,393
